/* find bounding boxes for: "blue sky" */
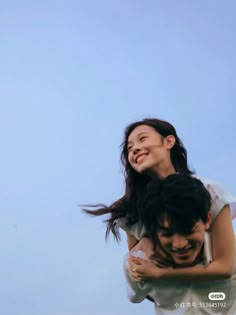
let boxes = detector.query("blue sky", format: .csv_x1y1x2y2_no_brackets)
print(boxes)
0,1,235,314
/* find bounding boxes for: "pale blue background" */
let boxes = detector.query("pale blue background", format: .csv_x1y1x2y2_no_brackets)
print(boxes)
0,1,235,314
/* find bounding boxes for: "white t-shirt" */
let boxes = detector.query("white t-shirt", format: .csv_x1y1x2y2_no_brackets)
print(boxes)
117,176,236,239
124,233,236,315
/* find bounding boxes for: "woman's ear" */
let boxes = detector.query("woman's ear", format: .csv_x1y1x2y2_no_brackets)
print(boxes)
165,135,176,149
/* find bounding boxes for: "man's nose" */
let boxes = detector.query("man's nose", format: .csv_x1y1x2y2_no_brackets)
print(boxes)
172,235,188,250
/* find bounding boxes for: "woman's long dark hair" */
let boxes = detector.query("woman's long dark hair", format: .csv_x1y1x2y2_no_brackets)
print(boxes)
83,118,194,240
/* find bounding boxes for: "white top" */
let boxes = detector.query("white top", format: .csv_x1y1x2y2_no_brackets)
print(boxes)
124,233,236,315
117,176,236,239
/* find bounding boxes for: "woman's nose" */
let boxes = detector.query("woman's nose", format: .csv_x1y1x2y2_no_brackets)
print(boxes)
132,144,141,154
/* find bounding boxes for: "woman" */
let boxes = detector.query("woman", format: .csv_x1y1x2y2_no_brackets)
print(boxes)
84,118,236,279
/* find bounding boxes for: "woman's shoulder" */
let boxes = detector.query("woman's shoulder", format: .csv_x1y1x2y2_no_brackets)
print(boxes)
194,174,236,220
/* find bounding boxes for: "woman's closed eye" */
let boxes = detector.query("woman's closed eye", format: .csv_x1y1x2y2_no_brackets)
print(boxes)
140,136,147,141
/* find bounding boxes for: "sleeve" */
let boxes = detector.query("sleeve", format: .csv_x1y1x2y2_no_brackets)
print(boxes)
116,217,129,232
116,218,147,240
203,232,213,265
197,176,236,222
123,251,151,303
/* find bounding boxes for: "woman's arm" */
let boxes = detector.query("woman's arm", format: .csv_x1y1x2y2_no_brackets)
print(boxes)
128,233,176,267
129,205,235,281
127,232,139,251
210,204,235,276
164,205,235,280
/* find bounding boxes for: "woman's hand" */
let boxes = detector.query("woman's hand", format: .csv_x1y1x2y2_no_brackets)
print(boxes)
131,237,175,268
152,241,176,267
128,256,167,282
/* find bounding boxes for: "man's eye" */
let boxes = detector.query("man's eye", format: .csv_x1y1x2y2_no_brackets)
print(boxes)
162,233,173,237
182,230,194,235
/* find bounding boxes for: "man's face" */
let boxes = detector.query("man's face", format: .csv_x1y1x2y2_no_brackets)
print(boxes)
157,213,212,267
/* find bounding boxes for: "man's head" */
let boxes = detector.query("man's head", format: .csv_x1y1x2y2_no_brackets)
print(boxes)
141,174,212,266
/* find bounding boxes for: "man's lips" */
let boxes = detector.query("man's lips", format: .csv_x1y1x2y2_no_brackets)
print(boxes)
171,247,193,257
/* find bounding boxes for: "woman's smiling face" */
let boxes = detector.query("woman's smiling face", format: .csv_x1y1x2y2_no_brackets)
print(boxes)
127,125,175,175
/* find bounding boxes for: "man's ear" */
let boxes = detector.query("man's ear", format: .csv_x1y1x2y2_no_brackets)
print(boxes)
205,211,212,230
165,135,176,149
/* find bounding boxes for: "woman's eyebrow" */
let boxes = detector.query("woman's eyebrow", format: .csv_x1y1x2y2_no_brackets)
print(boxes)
137,131,149,137
127,132,149,144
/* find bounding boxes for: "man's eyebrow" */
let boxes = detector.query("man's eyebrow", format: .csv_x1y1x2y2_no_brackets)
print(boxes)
159,224,197,234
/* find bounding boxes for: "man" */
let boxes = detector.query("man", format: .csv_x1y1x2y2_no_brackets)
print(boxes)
124,174,236,315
